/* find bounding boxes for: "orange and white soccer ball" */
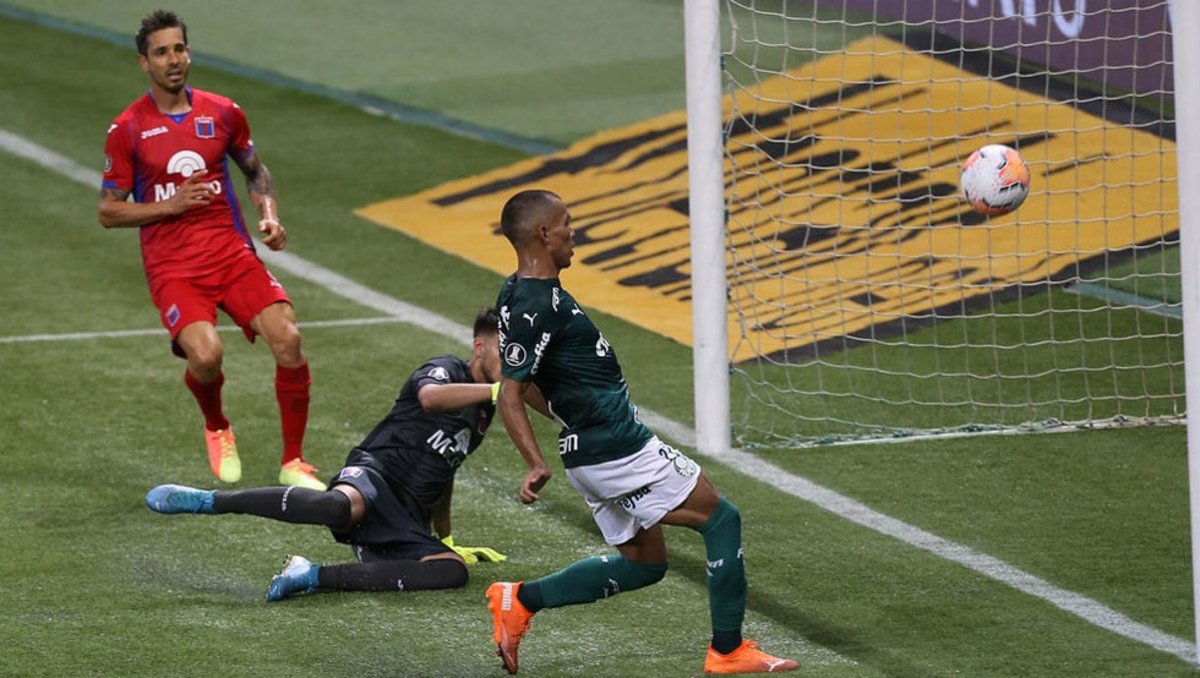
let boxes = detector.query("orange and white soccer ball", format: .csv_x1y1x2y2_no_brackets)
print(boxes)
960,144,1031,216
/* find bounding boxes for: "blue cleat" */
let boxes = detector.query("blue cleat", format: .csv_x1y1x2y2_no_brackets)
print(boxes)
145,484,215,514
265,555,319,602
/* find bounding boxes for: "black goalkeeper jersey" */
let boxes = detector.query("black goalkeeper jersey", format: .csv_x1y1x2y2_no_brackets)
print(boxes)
351,355,495,513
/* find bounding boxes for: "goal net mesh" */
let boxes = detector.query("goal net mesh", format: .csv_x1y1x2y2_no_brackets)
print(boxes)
719,0,1182,446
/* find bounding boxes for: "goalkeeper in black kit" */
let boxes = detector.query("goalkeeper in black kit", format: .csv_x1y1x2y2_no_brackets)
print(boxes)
146,308,511,600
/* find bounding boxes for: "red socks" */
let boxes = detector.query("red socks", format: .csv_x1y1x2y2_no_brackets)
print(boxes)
186,364,310,464
275,362,311,464
185,369,229,432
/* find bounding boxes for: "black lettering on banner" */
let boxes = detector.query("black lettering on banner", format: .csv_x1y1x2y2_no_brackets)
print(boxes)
356,38,1175,364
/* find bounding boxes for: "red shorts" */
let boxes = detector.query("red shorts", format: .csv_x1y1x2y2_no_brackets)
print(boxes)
149,249,292,358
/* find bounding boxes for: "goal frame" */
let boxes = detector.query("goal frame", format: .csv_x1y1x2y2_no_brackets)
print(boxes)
682,0,1200,659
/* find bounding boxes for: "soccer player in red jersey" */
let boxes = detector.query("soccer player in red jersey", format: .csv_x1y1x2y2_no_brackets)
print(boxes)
97,10,323,491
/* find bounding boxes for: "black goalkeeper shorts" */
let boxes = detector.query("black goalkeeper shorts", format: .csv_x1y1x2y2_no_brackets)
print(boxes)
327,461,451,563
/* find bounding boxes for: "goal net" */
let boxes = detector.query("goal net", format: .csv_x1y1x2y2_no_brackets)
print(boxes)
712,0,1182,447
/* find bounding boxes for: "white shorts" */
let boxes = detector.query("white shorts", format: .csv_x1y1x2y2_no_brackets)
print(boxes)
564,435,702,545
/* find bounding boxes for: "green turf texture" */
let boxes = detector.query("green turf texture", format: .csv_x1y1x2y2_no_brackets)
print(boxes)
732,287,1185,444
1103,245,1183,306
0,0,693,147
0,6,1194,678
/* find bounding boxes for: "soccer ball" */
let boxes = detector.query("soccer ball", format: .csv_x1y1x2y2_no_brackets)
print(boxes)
960,144,1031,216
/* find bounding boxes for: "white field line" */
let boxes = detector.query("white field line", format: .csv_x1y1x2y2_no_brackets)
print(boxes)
3,128,1193,664
0,316,407,344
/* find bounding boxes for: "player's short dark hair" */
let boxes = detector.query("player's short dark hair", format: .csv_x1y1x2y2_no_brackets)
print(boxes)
136,10,188,56
473,307,500,337
499,189,559,245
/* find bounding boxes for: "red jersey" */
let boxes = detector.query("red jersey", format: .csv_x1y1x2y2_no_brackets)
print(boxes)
102,87,257,286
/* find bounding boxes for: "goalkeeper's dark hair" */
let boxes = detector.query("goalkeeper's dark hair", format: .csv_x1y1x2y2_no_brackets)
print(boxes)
500,189,559,245
473,307,500,338
136,10,188,55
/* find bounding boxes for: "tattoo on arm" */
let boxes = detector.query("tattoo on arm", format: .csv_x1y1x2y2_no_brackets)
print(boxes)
99,187,131,202
235,149,275,199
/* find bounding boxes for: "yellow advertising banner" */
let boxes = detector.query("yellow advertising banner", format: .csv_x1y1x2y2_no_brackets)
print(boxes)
356,36,1176,363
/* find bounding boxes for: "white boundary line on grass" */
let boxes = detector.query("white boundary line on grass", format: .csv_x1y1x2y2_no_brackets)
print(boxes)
3,128,1193,665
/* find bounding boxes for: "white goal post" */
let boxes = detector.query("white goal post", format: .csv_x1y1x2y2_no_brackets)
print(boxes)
1170,0,1200,661
685,0,731,457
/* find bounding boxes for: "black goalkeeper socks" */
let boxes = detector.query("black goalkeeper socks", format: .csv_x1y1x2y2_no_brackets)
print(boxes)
212,486,352,528
317,559,468,591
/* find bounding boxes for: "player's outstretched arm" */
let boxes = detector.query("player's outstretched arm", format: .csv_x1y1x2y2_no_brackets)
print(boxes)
497,377,551,504
97,171,213,228
233,148,287,250
417,381,496,412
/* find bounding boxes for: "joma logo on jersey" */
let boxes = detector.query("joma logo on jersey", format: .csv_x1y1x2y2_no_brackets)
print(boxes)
153,150,221,202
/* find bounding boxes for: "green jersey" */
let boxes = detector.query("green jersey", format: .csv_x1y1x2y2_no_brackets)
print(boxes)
496,274,652,469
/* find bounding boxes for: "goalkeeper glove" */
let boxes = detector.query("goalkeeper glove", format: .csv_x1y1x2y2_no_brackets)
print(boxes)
491,381,501,403
441,535,508,564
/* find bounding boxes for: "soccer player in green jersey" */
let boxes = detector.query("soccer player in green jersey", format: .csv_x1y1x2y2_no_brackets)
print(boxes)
485,190,798,675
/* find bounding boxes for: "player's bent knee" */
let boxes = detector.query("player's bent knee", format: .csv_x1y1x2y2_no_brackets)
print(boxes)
423,558,468,589
311,489,353,528
444,559,469,588
278,324,302,351
700,496,741,535
722,498,741,526
623,558,668,590
186,345,224,374
268,330,304,365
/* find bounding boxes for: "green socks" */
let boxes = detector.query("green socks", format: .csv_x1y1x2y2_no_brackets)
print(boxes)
514,495,747,656
518,554,667,612
699,497,747,650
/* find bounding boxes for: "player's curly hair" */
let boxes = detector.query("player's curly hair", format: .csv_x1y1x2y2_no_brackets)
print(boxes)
136,10,188,56
473,307,500,338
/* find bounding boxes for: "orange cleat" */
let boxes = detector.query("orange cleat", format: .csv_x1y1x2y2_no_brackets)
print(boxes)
279,458,325,491
486,581,534,674
204,426,241,483
704,639,798,674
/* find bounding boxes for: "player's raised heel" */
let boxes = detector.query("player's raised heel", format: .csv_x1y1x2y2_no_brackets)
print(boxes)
205,426,241,483
279,458,325,491
704,639,798,674
265,554,318,601
486,581,533,674
145,484,215,514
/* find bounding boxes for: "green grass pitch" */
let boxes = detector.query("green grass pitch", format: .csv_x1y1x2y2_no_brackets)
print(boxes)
0,4,1193,676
